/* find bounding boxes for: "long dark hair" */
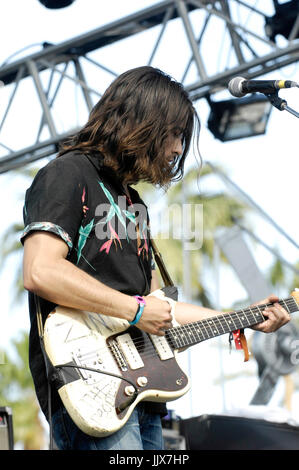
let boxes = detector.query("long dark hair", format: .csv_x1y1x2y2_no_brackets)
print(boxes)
58,66,200,187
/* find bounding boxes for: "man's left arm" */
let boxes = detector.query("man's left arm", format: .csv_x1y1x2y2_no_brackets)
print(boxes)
149,272,290,334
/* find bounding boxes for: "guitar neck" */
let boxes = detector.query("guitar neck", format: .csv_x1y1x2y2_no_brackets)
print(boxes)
166,296,299,350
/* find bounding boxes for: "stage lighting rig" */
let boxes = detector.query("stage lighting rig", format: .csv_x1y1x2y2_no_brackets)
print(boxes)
207,94,272,142
38,0,76,9
265,0,299,42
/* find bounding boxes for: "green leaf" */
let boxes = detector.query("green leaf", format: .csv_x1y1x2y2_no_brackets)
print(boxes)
98,181,127,232
77,219,94,263
123,210,136,224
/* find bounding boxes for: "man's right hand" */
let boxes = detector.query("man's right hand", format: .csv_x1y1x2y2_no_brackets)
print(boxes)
137,295,173,336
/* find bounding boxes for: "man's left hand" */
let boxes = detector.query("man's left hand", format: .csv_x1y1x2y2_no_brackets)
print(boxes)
251,294,290,333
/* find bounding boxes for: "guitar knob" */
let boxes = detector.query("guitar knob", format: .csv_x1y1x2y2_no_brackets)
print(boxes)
124,386,135,396
137,376,148,387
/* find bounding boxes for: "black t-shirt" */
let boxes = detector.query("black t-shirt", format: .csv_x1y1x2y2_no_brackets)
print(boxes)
21,151,166,420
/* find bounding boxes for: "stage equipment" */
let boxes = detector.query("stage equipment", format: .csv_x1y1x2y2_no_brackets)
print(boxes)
0,407,14,450
207,94,272,142
180,414,299,450
215,227,272,303
265,0,299,42
38,0,75,8
228,76,298,98
250,322,299,405
2,1,299,172
162,409,186,448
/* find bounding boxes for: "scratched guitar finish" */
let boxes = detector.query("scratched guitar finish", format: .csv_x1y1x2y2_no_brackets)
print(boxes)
44,290,299,437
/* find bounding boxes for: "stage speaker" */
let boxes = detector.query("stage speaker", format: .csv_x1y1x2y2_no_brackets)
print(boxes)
180,414,299,450
0,407,14,450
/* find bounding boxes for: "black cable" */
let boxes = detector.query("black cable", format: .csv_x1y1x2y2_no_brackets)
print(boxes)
47,381,54,450
46,362,139,449
55,362,138,410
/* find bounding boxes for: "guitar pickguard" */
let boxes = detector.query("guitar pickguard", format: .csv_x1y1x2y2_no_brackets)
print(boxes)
106,327,189,417
44,306,190,436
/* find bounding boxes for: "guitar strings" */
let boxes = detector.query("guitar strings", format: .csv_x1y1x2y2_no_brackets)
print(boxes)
71,298,297,367
141,297,294,357
100,298,296,358
124,297,297,353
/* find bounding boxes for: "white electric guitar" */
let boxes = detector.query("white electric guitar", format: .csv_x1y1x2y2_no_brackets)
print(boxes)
43,290,299,437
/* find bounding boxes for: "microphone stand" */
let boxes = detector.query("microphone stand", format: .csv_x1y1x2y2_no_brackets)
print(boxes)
264,91,299,118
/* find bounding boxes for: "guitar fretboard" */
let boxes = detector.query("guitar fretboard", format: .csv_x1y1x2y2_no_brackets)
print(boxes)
166,296,299,350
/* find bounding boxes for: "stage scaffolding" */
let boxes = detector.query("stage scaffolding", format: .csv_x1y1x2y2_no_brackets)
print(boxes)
0,0,299,173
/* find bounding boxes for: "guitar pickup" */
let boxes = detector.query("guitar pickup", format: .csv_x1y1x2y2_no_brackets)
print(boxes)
150,335,174,360
116,334,144,370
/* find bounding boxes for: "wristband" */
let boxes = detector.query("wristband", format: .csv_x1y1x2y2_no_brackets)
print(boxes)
129,295,146,325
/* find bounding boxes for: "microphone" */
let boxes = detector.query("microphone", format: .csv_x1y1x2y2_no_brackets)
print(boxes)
228,76,298,98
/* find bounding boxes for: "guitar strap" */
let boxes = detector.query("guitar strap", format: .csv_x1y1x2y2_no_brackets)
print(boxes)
34,293,56,449
231,329,250,362
150,238,174,287
150,238,178,301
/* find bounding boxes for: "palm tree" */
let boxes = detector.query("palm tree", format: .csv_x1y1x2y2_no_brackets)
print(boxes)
267,256,299,302
137,163,248,306
0,166,47,449
1,222,27,303
1,166,39,304
0,332,47,449
292,262,299,289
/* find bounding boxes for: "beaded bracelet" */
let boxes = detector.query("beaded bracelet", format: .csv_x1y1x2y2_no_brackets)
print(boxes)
129,295,146,325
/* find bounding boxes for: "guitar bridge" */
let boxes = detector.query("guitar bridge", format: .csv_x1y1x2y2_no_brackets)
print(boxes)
109,339,128,371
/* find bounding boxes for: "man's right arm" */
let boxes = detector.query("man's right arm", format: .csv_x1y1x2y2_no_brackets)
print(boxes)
23,231,172,335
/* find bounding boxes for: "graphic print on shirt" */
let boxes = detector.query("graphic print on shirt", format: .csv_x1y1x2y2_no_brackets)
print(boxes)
95,181,150,260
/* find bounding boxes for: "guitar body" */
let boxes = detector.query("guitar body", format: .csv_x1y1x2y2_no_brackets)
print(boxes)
43,290,299,437
44,306,190,437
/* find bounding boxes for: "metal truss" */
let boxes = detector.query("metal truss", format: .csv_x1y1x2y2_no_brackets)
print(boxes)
0,0,299,173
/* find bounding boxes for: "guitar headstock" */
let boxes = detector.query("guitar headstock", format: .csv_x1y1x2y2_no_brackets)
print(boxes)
291,289,299,307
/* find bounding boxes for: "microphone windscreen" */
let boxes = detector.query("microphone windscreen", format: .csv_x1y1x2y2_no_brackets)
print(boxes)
228,76,246,97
